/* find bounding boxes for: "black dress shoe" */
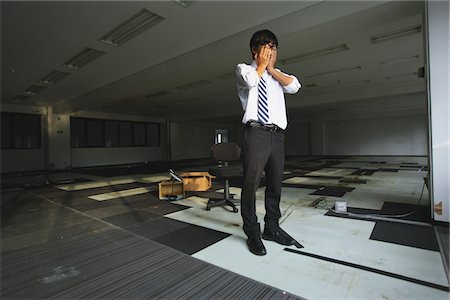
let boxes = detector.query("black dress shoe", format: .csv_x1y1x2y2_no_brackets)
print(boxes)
246,237,267,256
262,227,299,246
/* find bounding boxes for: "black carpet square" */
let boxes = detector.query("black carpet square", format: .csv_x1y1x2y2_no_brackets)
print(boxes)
370,221,439,251
153,223,230,255
379,202,431,222
127,217,191,239
310,186,354,197
282,183,322,190
351,169,378,176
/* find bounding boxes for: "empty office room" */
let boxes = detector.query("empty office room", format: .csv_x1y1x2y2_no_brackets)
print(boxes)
1,1,449,299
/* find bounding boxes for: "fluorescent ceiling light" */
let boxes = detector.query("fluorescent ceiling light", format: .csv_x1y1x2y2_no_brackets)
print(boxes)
63,48,105,69
99,8,165,46
12,94,31,102
24,85,47,95
281,44,349,64
380,55,419,66
370,25,421,44
39,70,70,84
176,80,210,91
306,66,362,78
173,0,188,8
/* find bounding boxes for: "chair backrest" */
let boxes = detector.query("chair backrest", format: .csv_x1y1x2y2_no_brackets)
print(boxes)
210,142,241,162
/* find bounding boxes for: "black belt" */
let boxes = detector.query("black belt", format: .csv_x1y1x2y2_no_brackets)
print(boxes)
246,121,283,132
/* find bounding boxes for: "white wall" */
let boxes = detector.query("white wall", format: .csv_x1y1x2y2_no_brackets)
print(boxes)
170,122,217,161
285,122,310,156
170,121,239,161
71,147,163,167
1,149,46,173
284,113,427,157
310,122,325,156
322,114,427,155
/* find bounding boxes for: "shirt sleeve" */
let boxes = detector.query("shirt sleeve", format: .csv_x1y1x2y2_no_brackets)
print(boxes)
236,63,259,89
282,73,301,94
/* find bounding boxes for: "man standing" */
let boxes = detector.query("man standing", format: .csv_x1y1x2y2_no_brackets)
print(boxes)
236,30,302,256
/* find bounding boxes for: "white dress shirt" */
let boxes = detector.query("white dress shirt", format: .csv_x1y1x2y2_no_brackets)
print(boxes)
236,61,301,130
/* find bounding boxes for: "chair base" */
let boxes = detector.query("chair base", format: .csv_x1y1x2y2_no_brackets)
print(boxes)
206,198,238,213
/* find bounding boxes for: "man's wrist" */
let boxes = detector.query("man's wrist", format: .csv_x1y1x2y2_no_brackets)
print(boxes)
256,65,267,77
267,66,276,74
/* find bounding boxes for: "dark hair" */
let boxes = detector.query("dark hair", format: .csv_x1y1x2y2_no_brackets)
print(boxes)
249,30,278,54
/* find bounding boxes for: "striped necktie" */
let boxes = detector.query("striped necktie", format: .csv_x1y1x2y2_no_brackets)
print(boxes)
257,77,269,124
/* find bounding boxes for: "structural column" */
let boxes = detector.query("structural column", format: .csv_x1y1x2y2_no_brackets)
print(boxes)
426,1,449,222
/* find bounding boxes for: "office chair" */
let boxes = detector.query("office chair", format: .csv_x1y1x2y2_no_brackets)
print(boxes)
207,142,242,213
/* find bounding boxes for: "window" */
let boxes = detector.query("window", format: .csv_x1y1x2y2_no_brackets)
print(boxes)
70,117,160,148
215,129,229,144
86,119,104,147
1,112,41,149
105,120,119,147
147,123,160,146
71,117,86,148
119,121,133,147
133,123,147,146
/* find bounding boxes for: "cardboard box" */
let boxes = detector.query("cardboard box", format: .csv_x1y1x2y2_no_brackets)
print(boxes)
158,180,185,200
179,172,214,192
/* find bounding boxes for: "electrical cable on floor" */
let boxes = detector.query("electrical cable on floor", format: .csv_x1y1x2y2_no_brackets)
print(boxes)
329,170,431,227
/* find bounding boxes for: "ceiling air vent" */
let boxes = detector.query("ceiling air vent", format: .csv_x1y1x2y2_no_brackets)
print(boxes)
176,80,210,91
24,85,47,95
370,25,421,44
99,8,165,46
39,70,70,84
63,48,106,69
281,44,349,64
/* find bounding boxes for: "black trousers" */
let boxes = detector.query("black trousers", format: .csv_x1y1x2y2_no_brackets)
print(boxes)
240,126,284,238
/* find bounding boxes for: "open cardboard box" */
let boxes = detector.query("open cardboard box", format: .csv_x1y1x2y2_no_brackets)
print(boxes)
158,180,185,200
179,171,215,192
